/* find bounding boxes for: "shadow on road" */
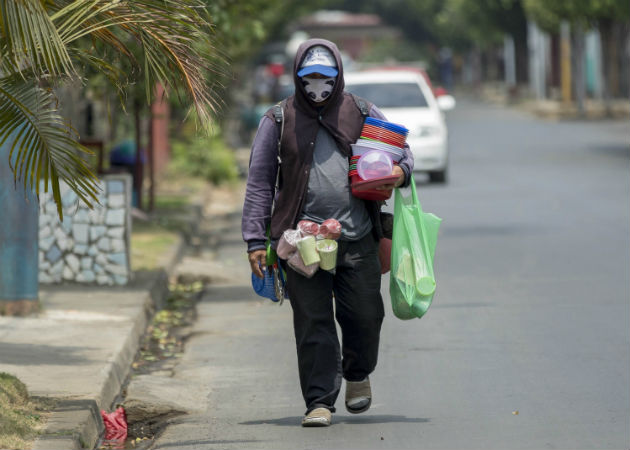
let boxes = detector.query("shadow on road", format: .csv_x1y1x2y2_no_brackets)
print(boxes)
155,439,261,448
0,342,91,365
588,143,630,159
240,414,430,427
201,285,260,302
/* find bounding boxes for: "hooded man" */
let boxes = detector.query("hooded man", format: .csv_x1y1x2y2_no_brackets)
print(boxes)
242,39,414,427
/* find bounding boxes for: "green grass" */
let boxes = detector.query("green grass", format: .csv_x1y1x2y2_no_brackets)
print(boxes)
0,373,53,449
131,220,179,272
153,194,191,212
131,171,209,271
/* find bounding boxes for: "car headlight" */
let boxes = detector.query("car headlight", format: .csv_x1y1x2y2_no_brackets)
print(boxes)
416,126,441,137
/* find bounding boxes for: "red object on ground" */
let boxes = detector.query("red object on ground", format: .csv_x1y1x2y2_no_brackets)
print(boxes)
101,407,128,442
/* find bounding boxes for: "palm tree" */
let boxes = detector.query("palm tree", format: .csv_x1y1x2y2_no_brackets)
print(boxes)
0,0,221,311
0,0,221,218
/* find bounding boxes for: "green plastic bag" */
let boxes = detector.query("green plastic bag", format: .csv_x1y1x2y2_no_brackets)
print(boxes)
389,178,442,320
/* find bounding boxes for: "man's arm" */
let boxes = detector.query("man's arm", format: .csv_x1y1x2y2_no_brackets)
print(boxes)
242,115,279,276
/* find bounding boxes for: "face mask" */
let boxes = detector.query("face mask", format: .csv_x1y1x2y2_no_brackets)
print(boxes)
302,77,336,103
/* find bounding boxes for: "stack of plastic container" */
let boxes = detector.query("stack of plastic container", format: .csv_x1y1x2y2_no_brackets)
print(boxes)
349,117,409,201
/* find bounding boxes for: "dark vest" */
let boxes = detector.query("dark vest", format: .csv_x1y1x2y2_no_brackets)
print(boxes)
264,93,383,243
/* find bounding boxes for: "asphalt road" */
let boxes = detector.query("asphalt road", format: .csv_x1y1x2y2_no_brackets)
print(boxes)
152,99,630,450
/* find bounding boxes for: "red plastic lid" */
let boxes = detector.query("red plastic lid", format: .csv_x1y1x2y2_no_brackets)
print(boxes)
351,174,399,191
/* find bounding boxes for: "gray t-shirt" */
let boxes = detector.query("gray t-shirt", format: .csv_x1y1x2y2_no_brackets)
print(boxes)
299,127,372,241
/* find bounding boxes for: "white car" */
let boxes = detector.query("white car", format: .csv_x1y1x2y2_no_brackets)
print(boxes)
344,70,455,183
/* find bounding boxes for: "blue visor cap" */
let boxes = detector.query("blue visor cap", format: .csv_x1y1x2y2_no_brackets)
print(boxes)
297,64,339,78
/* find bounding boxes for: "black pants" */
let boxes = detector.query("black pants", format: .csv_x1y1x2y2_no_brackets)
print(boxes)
284,232,384,414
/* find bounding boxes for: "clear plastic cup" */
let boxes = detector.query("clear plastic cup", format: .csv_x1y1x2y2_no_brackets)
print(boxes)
316,239,338,271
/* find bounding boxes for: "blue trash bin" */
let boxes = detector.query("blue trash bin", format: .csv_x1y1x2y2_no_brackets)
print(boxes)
0,134,39,302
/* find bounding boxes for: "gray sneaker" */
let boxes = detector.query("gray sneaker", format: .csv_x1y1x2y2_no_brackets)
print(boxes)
345,377,372,414
301,407,332,427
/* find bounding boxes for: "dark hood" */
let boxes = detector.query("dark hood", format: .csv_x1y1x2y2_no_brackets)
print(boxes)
292,38,345,116
262,39,380,242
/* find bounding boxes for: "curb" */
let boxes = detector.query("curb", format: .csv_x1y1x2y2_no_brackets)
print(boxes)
32,234,186,450
524,101,630,120
469,85,630,121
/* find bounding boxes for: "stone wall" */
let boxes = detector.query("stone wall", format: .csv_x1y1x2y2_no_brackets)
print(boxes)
38,174,132,285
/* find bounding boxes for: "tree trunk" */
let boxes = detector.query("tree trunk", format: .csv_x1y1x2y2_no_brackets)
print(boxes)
550,34,561,92
621,24,630,99
472,47,482,89
572,24,586,116
560,21,572,103
599,19,613,115
148,96,155,213
610,22,621,97
133,99,143,210
482,47,501,82
513,23,529,85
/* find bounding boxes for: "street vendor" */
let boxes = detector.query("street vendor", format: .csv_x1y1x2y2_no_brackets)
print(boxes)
241,38,414,427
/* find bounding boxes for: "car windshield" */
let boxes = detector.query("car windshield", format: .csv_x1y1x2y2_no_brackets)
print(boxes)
346,82,428,108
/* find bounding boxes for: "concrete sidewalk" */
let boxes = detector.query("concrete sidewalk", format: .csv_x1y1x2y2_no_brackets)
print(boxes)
470,83,630,120
0,235,184,450
0,179,246,450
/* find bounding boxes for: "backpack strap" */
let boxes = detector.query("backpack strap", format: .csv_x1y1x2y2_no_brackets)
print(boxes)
352,93,370,118
272,100,285,158
272,103,284,127
270,100,285,214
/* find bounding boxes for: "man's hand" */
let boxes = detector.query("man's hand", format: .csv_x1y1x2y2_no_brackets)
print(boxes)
248,249,267,279
376,165,405,191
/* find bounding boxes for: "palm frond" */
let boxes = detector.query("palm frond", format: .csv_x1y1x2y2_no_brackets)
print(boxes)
0,0,74,77
52,1,148,45
69,47,127,97
0,76,100,219
0,0,224,219
48,0,224,125
139,27,222,124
